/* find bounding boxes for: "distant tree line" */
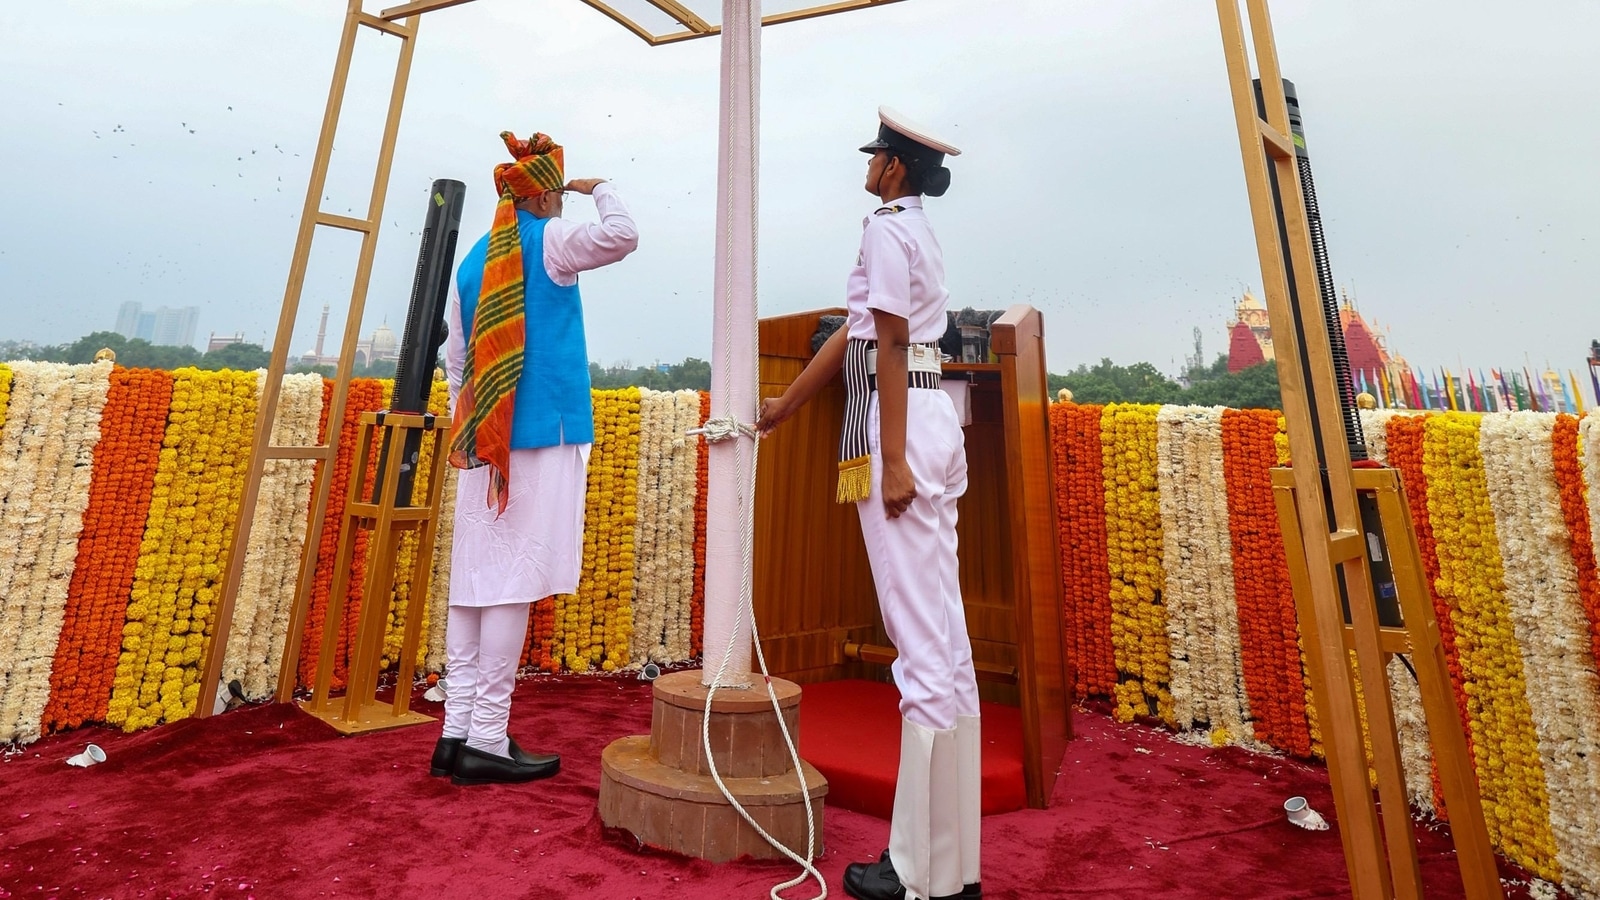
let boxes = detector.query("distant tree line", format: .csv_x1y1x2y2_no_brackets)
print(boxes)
5,331,1280,407
1049,354,1283,410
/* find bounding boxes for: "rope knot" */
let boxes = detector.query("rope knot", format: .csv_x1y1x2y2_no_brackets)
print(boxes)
687,416,756,443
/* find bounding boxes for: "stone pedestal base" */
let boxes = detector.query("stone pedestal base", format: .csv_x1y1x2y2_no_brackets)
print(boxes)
599,670,827,862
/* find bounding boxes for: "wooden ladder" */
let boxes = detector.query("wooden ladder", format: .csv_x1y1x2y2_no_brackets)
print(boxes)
196,1,423,712
1215,2,1502,897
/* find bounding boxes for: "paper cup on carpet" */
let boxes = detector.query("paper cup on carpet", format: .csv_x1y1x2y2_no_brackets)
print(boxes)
66,744,107,768
424,679,448,703
1283,796,1328,831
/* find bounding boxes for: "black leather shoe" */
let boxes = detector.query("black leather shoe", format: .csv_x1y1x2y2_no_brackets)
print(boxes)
841,849,965,900
962,883,981,899
450,744,560,786
844,850,905,900
430,737,464,777
506,737,560,775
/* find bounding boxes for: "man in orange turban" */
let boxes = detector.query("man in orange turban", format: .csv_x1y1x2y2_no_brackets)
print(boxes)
436,130,639,786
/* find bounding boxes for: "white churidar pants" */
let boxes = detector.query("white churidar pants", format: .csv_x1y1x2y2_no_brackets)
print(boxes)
443,443,591,758
856,388,981,899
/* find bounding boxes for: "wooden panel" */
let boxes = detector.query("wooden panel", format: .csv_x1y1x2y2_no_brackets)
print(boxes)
754,310,879,685
993,306,1072,808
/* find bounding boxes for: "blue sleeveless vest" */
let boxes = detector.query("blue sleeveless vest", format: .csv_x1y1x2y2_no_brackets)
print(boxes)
456,211,595,448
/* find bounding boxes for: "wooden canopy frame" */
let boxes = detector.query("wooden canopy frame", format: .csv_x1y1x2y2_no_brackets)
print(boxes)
379,0,909,45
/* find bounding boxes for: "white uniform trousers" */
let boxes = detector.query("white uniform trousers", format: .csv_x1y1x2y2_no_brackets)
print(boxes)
857,389,980,731
442,602,533,757
857,387,982,899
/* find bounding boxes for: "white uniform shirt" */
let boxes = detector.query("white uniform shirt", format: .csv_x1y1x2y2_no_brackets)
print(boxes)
844,195,949,344
446,182,638,406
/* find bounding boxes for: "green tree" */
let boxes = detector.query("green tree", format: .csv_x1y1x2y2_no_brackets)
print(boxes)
199,342,271,372
1048,356,1282,410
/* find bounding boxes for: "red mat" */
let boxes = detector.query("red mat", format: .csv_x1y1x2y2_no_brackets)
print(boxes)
0,673,1559,899
797,679,1026,819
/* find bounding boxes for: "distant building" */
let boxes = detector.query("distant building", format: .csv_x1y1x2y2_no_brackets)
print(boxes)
115,302,199,348
1225,291,1275,372
297,304,401,367
115,301,141,339
207,332,250,353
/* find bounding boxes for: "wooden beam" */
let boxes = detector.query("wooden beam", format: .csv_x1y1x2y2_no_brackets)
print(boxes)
356,12,414,37
1257,119,1295,159
315,212,375,233
843,642,1019,685
644,0,713,32
380,0,479,21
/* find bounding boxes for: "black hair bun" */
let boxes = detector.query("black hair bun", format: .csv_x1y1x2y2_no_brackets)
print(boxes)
924,166,952,198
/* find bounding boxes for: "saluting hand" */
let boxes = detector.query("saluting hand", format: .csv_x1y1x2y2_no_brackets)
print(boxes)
881,458,916,519
564,178,607,195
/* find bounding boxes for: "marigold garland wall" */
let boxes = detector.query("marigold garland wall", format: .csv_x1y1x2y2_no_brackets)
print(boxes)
5,367,1600,897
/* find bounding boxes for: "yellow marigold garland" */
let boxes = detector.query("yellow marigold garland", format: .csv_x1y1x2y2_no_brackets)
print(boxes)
1423,412,1559,878
0,363,12,429
1101,403,1172,724
554,389,639,672
107,368,259,730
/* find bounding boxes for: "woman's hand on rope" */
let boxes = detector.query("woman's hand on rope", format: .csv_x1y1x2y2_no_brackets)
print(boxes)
756,395,795,436
881,457,916,519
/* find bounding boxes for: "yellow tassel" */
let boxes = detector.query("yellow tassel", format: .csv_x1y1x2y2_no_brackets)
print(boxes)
836,456,872,504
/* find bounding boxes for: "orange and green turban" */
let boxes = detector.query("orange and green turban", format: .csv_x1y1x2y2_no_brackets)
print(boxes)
449,131,565,513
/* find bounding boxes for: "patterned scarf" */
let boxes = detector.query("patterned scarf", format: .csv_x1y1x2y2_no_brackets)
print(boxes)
449,131,565,513
836,338,942,503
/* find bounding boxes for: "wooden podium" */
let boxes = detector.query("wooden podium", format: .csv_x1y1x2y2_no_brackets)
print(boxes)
753,304,1072,807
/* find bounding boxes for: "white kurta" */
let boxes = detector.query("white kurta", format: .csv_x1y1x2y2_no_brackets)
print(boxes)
443,183,638,608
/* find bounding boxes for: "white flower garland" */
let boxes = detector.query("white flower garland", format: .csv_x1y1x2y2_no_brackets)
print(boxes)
424,464,457,674
1357,408,1410,464
665,389,700,661
1156,405,1252,745
1385,654,1436,814
629,389,666,666
1480,412,1600,897
225,372,324,699
0,362,112,743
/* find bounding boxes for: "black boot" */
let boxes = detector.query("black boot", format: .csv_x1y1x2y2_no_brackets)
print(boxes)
506,737,561,775
430,737,464,777
450,744,560,786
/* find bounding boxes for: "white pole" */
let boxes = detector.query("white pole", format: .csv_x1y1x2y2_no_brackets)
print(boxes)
701,0,760,686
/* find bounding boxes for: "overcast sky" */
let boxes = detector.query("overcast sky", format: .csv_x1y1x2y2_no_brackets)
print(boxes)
3,0,1597,379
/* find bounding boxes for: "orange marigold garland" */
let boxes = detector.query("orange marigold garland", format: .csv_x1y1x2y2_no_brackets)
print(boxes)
1553,414,1600,672
691,390,710,658
43,368,174,731
1050,402,1115,697
297,378,385,690
1221,408,1313,757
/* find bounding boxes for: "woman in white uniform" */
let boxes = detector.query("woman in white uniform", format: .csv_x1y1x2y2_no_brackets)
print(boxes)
758,108,982,900
433,131,638,786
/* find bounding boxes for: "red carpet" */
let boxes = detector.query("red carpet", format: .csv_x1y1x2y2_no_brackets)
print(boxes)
798,679,1026,819
0,674,1557,899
